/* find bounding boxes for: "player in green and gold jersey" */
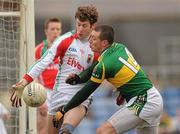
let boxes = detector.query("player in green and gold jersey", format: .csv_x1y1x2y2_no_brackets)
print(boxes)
53,25,163,134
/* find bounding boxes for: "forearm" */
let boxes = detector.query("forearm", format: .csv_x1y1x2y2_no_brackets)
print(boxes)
79,61,98,83
64,80,100,112
27,50,54,80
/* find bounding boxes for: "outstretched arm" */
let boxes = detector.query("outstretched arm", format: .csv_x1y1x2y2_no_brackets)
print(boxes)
53,80,100,128
10,34,66,107
64,80,100,112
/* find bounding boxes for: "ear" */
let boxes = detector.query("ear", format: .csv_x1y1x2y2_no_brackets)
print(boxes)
44,29,48,36
91,23,97,29
102,40,109,47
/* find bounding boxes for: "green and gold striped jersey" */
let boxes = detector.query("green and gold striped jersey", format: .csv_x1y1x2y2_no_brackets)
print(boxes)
91,43,153,101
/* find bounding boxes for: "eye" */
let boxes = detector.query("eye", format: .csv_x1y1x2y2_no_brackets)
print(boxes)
83,24,88,28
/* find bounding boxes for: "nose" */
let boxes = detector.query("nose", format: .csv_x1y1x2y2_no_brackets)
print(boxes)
79,29,83,34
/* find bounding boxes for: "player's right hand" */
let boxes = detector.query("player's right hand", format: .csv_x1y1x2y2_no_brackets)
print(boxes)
10,79,29,107
53,106,65,128
65,74,80,85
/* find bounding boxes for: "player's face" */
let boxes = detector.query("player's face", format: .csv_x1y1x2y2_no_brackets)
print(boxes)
45,22,62,43
88,30,102,53
76,19,94,39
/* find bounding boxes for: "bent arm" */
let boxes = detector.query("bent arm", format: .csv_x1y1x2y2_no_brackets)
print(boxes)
63,80,100,112
79,61,99,83
24,35,65,83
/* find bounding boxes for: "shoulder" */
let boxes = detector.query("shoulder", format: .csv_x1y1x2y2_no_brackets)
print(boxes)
103,43,126,57
54,30,77,45
35,42,43,52
93,52,99,62
111,42,126,50
35,42,44,60
51,30,78,57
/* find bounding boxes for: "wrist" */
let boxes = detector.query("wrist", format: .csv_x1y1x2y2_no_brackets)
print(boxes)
23,74,33,83
75,74,81,84
19,79,29,87
57,106,65,115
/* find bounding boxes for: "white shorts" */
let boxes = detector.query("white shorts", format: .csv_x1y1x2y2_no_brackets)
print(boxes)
45,88,53,108
108,87,163,133
48,90,92,115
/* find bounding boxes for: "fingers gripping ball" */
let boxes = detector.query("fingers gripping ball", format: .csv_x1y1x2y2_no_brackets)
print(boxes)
22,83,47,107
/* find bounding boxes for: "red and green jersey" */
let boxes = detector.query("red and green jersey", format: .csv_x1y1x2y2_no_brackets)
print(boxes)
35,40,59,90
91,43,153,101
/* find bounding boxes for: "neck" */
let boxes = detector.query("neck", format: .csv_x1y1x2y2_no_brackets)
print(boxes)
101,45,110,54
79,37,88,44
80,37,88,41
46,39,52,48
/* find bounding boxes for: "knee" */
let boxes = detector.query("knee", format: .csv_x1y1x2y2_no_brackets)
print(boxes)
96,126,104,134
96,122,116,134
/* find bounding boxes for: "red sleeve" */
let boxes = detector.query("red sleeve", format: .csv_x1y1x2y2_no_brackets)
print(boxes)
35,43,43,61
93,52,99,62
23,74,33,83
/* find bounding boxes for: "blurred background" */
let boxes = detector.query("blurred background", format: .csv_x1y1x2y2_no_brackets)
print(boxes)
0,0,180,134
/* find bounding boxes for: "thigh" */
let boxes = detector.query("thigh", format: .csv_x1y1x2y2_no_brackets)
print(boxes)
108,107,145,134
63,105,86,127
37,107,48,133
48,91,67,115
136,126,158,134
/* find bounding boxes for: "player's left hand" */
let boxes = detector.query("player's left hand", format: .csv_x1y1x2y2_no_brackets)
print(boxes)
10,79,29,107
116,93,125,106
65,73,80,85
53,106,65,128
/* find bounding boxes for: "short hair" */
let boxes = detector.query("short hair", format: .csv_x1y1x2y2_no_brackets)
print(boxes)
44,18,61,30
94,25,114,45
75,5,98,25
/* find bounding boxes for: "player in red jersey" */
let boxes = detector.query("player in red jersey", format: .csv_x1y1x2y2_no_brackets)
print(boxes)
35,18,62,134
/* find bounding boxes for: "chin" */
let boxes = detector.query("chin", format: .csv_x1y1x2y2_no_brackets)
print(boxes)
78,34,83,38
91,49,97,52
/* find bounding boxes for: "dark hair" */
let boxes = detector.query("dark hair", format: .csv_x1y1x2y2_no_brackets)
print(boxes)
75,5,98,25
94,25,114,44
44,18,61,29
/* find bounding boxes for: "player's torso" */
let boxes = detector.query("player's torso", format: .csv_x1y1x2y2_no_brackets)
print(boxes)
54,39,95,93
36,42,59,90
101,43,153,100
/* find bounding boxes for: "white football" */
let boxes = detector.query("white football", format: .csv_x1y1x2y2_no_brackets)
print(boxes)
22,83,47,107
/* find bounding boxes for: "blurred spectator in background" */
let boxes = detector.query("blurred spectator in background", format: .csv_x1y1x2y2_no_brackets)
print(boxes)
35,18,62,134
0,102,11,134
171,108,180,134
159,111,173,134
159,87,180,134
